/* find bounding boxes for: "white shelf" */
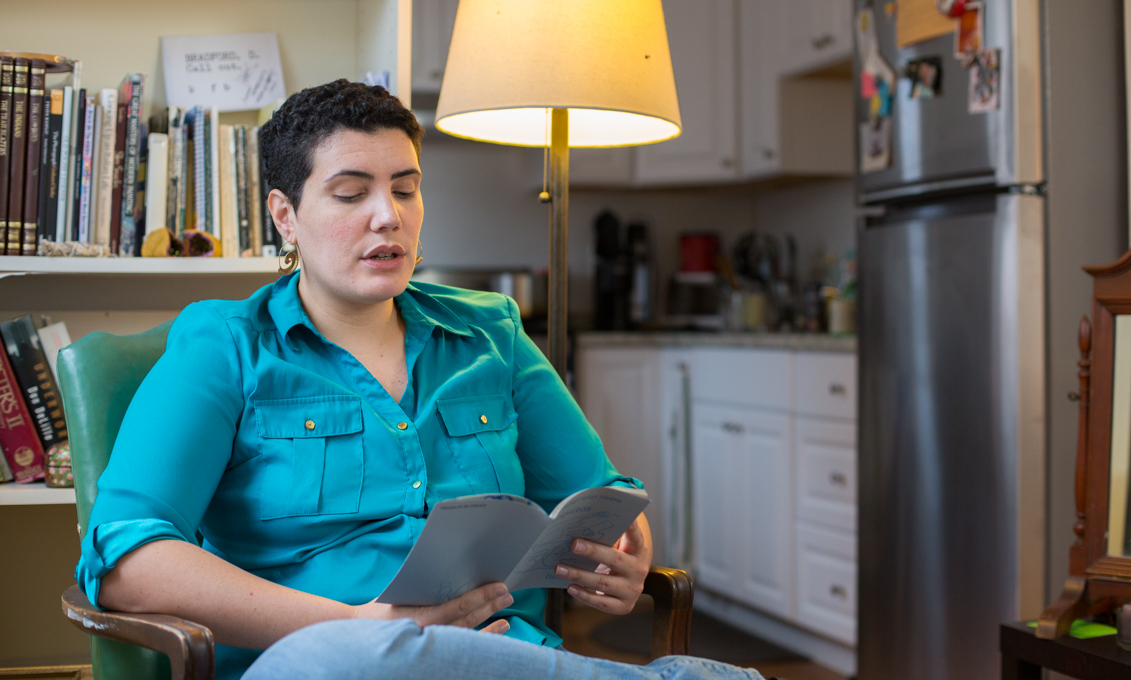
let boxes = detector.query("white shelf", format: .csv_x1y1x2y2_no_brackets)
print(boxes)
0,481,76,506
0,256,280,276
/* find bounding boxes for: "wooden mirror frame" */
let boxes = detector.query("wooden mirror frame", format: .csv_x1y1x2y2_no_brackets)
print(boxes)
1040,250,1131,638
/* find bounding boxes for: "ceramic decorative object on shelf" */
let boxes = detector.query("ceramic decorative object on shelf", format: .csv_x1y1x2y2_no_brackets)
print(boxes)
45,441,74,488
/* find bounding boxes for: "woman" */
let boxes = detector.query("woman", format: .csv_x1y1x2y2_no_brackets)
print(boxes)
76,80,760,680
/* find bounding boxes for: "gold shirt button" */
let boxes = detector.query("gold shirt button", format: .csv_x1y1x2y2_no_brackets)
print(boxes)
305,420,316,431
480,415,488,424
397,422,408,430
412,480,422,489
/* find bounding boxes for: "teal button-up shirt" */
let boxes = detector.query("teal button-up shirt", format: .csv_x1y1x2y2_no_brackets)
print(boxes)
75,272,639,680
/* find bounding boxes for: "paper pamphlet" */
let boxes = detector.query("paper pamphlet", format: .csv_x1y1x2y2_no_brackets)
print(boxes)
161,32,285,112
376,487,649,606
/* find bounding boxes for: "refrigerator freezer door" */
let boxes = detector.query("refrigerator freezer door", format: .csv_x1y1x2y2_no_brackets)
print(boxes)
857,192,1043,680
856,1,1016,197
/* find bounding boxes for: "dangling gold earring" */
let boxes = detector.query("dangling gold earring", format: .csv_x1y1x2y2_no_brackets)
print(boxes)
279,242,300,274
415,241,423,265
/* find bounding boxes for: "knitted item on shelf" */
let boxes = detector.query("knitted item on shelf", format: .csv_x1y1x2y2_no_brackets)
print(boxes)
36,240,116,257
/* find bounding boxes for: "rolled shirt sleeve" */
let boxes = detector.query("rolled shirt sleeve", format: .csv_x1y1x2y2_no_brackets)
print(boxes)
506,298,642,512
75,303,244,608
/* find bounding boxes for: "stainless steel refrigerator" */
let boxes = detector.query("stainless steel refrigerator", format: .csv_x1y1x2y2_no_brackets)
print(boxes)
856,2,1047,679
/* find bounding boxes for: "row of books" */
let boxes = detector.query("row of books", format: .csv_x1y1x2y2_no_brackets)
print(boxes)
0,316,70,483
0,55,280,258
146,108,280,258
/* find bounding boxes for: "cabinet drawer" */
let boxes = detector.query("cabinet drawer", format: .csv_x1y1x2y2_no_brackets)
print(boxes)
691,348,791,411
795,521,856,645
796,417,856,532
794,352,856,420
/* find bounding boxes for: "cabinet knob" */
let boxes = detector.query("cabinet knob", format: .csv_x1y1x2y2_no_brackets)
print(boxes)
430,69,445,79
829,471,848,486
762,147,775,160
829,584,847,599
828,383,847,396
721,157,735,168
811,34,835,50
721,421,745,434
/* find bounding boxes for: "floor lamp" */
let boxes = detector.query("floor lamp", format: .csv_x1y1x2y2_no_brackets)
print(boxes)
434,0,682,380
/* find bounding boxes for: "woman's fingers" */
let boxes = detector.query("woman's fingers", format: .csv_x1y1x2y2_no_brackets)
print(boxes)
567,583,634,615
555,562,636,601
430,582,513,628
480,619,511,634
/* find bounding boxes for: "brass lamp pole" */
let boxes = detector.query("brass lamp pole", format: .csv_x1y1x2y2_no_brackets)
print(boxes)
547,108,569,376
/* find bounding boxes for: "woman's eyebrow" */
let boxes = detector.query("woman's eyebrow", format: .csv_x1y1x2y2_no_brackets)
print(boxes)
325,169,374,182
390,168,421,180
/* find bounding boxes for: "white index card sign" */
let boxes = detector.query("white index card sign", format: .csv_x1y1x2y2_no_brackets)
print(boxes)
161,32,285,112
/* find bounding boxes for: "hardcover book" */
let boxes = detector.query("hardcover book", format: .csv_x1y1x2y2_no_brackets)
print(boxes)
0,57,14,254
167,107,186,235
234,125,249,255
376,487,649,606
0,341,46,483
218,124,238,257
41,90,63,244
6,58,29,256
187,106,206,232
19,59,44,255
209,106,220,239
109,83,127,253
35,320,70,381
0,316,68,450
146,132,168,239
134,123,147,238
76,95,95,242
87,101,103,242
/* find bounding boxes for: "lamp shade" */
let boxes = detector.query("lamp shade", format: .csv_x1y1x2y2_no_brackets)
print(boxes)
434,0,681,148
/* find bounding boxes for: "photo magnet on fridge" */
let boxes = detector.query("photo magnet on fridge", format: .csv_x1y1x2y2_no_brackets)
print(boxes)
954,2,983,57
860,118,892,174
904,57,942,100
967,48,1000,113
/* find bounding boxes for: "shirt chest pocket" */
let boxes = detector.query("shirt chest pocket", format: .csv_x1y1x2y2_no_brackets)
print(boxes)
436,395,523,496
254,395,365,520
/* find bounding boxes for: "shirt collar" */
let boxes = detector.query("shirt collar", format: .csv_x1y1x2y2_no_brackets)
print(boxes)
266,273,473,348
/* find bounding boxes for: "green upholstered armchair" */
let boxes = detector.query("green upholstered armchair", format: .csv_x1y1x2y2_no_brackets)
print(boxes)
55,322,693,680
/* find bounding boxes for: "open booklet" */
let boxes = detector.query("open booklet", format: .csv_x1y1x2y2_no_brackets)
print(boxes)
376,486,649,606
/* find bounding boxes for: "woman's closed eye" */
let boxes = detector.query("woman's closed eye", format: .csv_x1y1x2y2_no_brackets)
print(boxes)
335,192,365,202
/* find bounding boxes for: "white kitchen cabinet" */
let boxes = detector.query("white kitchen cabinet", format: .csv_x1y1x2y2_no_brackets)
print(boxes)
692,402,793,618
412,0,460,93
635,0,739,185
795,520,857,645
795,416,856,533
738,1,854,180
570,148,635,187
778,0,854,77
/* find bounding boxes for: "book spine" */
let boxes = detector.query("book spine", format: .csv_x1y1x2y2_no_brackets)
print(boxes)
87,103,102,242
191,107,205,232
109,82,129,254
55,86,72,243
62,81,81,242
6,58,29,256
0,57,13,255
145,133,168,240
134,123,147,240
42,91,62,244
68,89,86,241
35,86,52,247
119,74,143,256
77,97,95,242
0,316,68,450
218,125,237,258
247,126,263,256
19,60,44,256
167,108,184,235
209,106,220,240
235,125,249,255
0,345,45,483
93,89,117,247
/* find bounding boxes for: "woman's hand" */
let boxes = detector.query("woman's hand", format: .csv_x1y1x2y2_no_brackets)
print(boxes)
351,582,513,634
555,514,653,615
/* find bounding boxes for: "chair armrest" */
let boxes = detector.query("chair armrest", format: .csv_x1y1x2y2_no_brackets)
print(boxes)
643,566,694,658
61,585,215,680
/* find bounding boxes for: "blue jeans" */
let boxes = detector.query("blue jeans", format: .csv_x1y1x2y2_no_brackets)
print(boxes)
242,619,766,680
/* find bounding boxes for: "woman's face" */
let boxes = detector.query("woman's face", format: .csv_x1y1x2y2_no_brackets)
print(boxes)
272,127,423,308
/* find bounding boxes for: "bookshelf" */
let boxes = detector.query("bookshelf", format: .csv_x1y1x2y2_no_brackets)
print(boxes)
0,481,76,506
0,0,413,670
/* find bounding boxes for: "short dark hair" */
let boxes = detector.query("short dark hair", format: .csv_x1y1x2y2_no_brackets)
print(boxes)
259,79,425,209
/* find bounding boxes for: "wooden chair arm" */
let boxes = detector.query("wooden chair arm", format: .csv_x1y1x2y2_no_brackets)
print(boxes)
61,585,215,680
643,565,694,658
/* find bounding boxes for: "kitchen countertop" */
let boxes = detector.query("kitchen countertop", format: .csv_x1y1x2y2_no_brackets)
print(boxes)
576,331,857,353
